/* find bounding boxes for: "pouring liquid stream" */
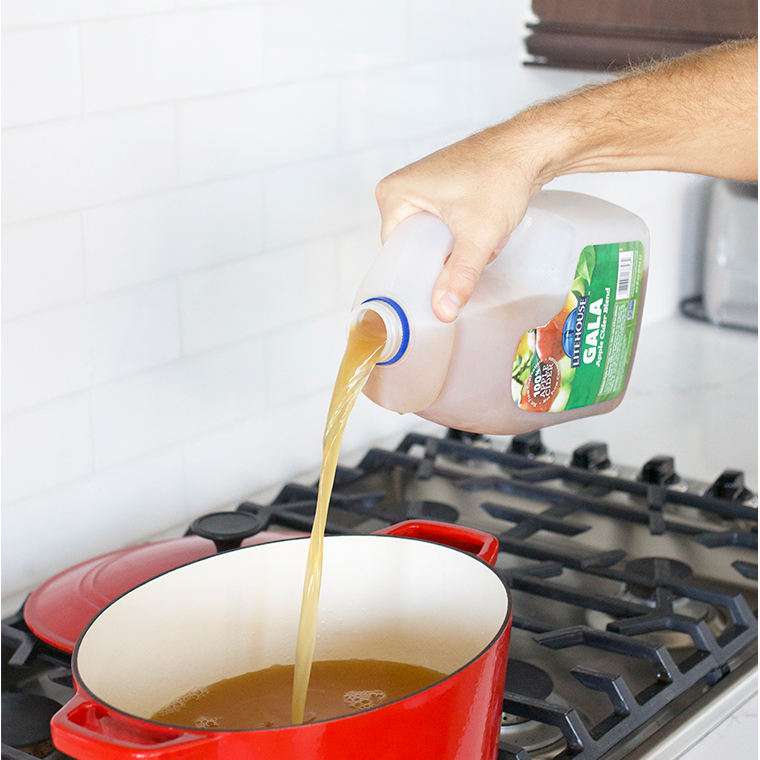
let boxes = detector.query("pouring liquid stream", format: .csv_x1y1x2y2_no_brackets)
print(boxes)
291,312,387,725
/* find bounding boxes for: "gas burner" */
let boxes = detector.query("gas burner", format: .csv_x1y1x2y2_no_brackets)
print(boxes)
365,499,460,526
1,693,61,757
445,428,485,446
441,429,494,466
624,557,693,599
500,661,588,758
500,713,565,757
503,660,554,701
585,557,730,649
405,500,459,522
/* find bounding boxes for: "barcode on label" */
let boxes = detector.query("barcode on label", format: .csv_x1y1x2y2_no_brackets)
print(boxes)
616,250,634,300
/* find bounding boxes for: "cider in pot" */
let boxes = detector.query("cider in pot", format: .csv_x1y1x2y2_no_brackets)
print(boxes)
152,659,446,729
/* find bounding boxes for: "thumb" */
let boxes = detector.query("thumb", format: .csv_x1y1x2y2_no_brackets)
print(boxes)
431,232,508,322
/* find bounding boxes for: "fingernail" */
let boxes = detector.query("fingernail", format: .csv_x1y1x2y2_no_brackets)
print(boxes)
439,292,463,320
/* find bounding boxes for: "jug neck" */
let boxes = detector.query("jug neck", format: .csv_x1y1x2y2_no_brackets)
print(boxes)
348,297,409,366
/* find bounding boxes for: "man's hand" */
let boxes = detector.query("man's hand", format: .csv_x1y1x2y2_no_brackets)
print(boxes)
375,121,552,321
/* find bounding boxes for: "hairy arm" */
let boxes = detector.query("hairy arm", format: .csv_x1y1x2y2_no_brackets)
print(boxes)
545,39,757,180
376,39,758,322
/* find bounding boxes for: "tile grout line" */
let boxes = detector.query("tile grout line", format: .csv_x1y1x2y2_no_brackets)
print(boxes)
1,48,511,131
1,219,377,324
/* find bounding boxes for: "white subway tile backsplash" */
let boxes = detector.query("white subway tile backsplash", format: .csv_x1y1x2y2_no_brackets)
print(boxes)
184,393,328,515
89,281,182,384
336,222,381,308
1,393,93,506
2,307,90,415
1,214,86,320
81,8,265,113
84,176,264,295
408,0,510,61
178,79,340,184
471,57,602,128
2,447,186,597
184,391,438,519
265,0,408,84
2,282,181,413
339,61,475,152
178,0,259,7
339,394,438,455
92,338,266,468
265,311,346,407
2,106,178,224
2,0,175,29
1,26,82,128
180,237,340,355
1,0,693,613
263,145,406,250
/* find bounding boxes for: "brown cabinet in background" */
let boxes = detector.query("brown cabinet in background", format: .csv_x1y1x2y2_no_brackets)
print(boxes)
526,0,757,70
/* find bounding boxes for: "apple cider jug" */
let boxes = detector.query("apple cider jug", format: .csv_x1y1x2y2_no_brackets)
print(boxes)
349,191,650,434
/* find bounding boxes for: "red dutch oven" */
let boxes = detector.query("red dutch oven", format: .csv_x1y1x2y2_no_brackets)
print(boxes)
51,520,512,760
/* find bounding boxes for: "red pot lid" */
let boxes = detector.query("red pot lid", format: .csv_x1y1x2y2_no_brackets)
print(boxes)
24,511,304,653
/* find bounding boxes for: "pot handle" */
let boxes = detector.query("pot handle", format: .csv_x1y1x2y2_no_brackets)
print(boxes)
51,693,221,760
375,520,500,566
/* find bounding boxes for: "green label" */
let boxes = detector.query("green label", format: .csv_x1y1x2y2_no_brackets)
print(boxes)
511,241,644,413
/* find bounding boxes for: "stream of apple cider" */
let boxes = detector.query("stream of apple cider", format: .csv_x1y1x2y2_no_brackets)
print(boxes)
291,312,387,725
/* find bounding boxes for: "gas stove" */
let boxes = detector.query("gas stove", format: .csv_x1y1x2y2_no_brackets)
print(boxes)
3,428,757,759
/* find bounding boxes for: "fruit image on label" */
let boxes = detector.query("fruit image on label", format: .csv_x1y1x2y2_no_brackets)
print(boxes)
512,241,644,413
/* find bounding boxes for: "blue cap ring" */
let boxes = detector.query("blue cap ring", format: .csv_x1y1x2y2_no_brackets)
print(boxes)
361,297,409,366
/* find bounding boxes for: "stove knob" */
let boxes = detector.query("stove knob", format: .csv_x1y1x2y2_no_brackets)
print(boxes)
508,431,546,457
446,428,483,444
190,511,267,553
571,442,611,471
640,456,678,486
706,470,753,501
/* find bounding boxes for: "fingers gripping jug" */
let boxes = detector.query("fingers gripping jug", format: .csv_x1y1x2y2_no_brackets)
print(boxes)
350,191,649,434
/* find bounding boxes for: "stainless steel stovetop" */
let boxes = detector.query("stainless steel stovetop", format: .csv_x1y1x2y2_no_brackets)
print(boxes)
3,428,757,759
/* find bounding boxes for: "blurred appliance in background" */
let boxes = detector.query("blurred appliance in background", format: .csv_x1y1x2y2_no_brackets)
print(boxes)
682,179,758,332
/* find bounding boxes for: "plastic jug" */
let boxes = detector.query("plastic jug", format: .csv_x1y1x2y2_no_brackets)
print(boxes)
349,190,649,435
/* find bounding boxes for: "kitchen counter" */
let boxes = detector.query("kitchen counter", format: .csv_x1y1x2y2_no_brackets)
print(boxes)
539,313,758,490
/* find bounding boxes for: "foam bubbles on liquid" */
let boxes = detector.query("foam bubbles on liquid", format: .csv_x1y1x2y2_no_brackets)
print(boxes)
194,716,220,728
154,686,210,716
343,689,387,711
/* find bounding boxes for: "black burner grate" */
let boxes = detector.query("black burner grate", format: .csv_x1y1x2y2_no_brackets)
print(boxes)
3,430,757,760
237,430,757,759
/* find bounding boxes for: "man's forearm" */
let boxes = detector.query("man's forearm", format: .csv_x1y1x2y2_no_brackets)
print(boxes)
500,39,758,184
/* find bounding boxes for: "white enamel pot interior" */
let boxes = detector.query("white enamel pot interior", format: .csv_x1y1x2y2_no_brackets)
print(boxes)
74,531,510,721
